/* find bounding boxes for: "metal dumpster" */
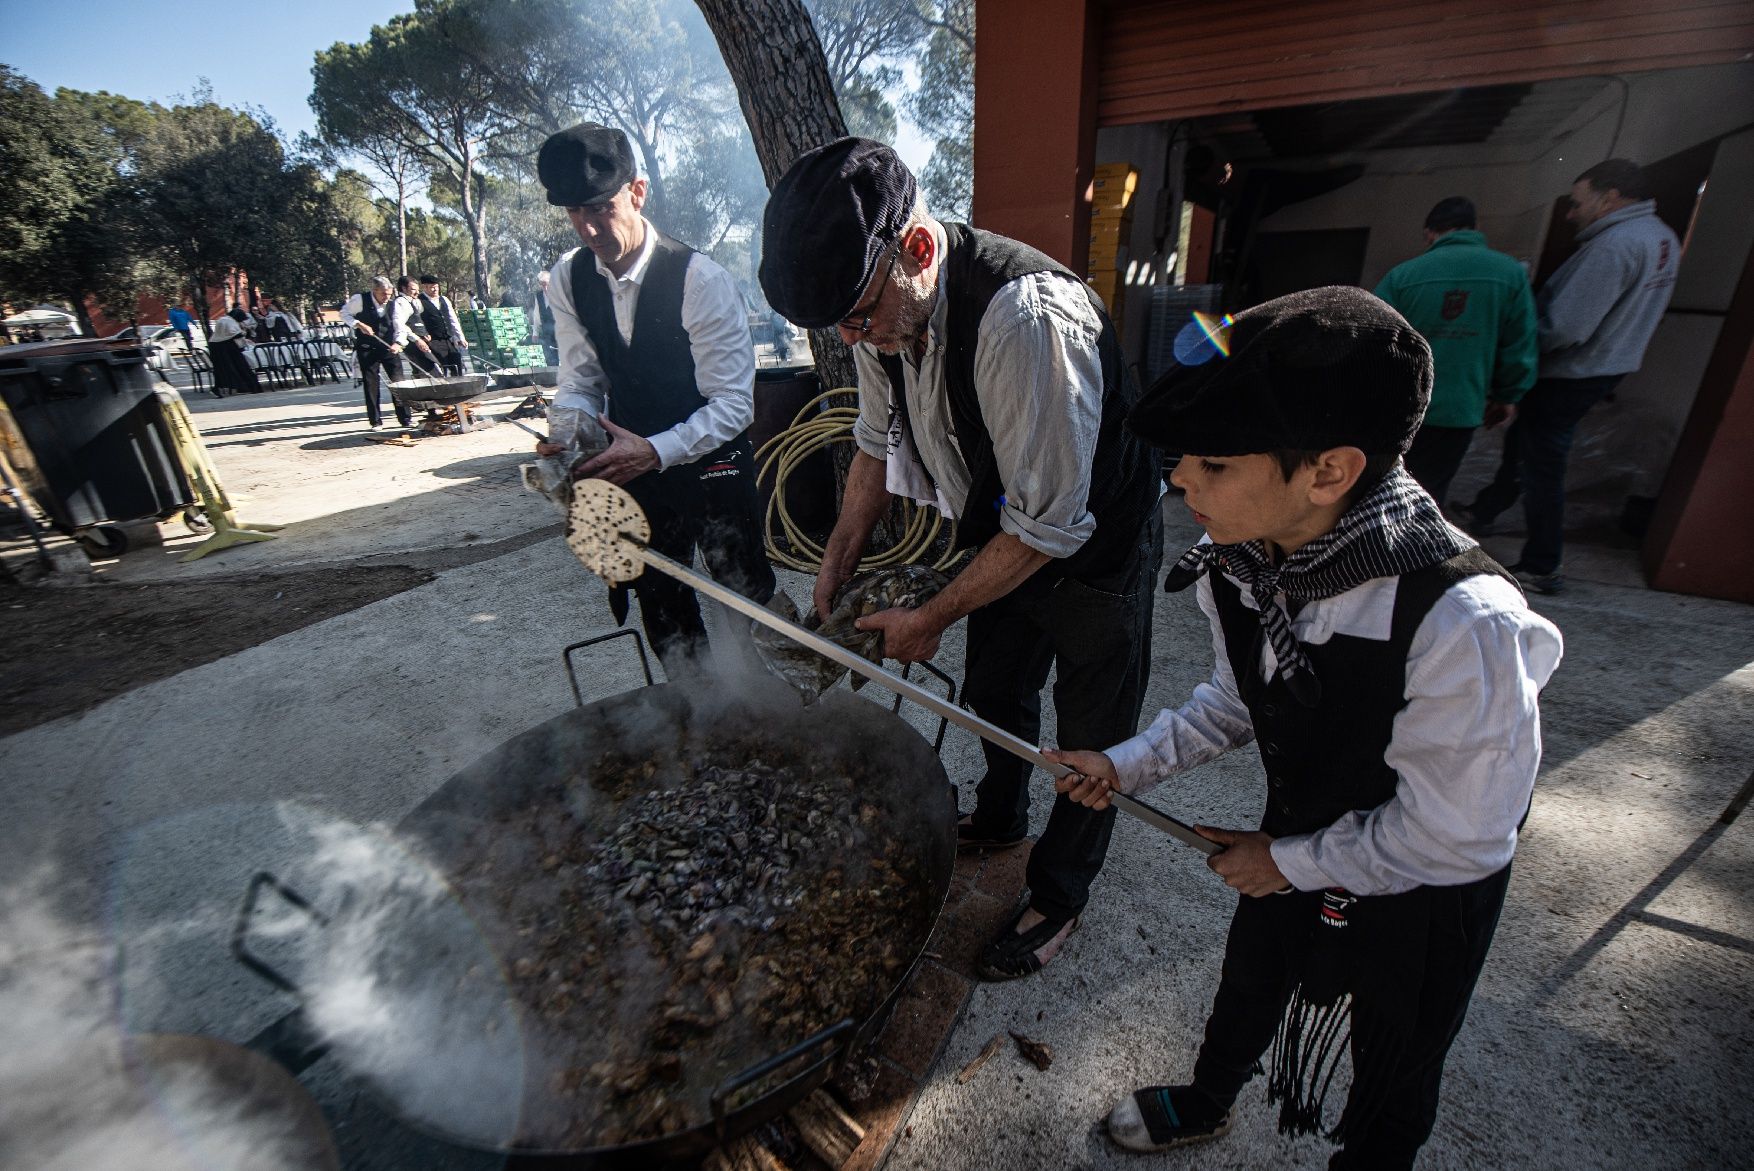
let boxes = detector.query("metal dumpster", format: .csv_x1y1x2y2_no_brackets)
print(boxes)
0,339,194,555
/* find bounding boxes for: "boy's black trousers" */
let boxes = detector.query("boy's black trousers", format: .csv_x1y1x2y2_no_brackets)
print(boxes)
1191,864,1513,1170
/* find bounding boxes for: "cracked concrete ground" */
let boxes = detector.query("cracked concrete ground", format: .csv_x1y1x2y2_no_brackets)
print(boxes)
2,382,1749,1170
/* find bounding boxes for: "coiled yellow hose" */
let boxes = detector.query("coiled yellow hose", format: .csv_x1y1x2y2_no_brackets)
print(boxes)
753,388,961,573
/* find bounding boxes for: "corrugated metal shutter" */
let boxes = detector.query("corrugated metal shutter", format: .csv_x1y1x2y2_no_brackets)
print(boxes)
1098,0,1754,125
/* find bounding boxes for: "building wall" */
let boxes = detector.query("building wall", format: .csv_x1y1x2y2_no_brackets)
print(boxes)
1244,64,1754,524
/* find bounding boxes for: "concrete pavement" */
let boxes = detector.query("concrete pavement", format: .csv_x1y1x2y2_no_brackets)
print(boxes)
2,381,1751,1169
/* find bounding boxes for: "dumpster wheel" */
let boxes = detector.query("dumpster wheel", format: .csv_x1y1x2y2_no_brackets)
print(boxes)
183,507,215,534
76,525,130,558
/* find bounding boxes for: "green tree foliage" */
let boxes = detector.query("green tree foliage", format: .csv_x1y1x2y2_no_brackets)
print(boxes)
0,70,163,332
907,0,973,220
662,125,770,257
129,90,347,327
804,0,926,144
312,4,520,300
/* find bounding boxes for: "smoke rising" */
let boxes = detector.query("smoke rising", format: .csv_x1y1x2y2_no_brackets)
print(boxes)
0,873,322,1171
272,808,529,1147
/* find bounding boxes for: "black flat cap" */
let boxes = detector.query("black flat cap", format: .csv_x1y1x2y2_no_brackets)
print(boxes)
1130,286,1432,456
760,137,918,328
538,123,636,207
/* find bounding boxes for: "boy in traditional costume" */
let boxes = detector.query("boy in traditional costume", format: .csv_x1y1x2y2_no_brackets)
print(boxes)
1047,287,1563,1169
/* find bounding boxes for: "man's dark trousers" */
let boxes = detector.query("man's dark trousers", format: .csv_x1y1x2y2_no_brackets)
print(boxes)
359,351,412,428
1189,865,1512,1170
1469,374,1621,574
1402,424,1476,508
962,508,1163,921
629,457,775,677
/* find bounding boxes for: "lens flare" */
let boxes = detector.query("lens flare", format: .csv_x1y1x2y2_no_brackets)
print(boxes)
1173,311,1234,366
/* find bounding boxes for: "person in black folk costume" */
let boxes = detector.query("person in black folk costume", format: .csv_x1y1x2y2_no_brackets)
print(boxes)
1047,287,1563,1169
417,275,469,375
340,276,413,430
208,306,262,395
759,138,1164,981
530,123,773,677
395,275,442,377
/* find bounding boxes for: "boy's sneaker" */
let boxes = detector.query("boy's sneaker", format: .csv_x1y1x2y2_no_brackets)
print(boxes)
1106,1084,1233,1153
1510,564,1566,595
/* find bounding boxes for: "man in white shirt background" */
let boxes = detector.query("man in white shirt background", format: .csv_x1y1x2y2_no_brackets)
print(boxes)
394,275,442,377
531,122,773,676
340,276,413,430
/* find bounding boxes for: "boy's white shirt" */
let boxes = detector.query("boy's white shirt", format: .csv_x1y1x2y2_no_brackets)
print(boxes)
1105,546,1563,896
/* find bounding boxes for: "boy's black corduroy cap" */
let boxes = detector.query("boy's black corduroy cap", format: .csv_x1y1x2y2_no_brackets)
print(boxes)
538,123,636,207
1129,286,1432,456
760,137,917,328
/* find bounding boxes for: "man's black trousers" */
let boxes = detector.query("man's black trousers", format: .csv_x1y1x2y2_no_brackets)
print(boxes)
628,457,775,677
359,352,411,427
962,507,1163,921
1189,864,1513,1170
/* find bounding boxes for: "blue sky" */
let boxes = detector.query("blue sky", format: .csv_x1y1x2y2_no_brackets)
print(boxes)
1,0,933,168
1,0,413,142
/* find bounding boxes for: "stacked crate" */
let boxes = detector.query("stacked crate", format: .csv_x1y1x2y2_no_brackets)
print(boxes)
1086,162,1138,325
458,307,535,368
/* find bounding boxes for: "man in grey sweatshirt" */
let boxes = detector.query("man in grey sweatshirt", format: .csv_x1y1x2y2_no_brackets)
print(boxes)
1465,159,1680,593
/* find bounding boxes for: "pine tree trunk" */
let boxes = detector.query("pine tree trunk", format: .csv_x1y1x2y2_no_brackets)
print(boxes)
693,0,857,396
459,140,490,304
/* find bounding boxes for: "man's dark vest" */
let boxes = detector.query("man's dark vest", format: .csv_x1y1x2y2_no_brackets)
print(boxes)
418,294,452,343
1209,546,1516,838
353,292,394,355
569,231,750,508
879,223,1160,581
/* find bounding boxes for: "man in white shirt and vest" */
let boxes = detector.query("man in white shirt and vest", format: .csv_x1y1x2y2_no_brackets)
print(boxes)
340,276,412,430
760,138,1165,981
532,122,774,676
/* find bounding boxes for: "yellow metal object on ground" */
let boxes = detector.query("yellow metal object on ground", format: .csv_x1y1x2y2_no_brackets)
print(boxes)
153,388,284,562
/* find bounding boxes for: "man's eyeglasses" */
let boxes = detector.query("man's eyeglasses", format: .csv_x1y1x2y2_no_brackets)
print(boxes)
838,246,901,335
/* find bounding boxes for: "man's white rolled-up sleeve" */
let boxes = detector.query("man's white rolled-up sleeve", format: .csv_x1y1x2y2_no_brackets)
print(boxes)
972,273,1105,559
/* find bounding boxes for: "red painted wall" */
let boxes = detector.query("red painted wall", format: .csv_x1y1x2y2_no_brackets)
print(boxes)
972,0,1101,272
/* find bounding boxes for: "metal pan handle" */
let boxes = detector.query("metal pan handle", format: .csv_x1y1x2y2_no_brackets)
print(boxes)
709,1017,855,1137
231,871,329,995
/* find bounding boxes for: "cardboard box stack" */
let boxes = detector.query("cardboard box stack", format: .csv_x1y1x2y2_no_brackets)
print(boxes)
1087,162,1138,321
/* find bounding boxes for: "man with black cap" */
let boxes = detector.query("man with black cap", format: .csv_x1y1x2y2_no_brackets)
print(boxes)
1044,287,1561,1167
760,137,1164,981
416,275,469,375
533,121,773,675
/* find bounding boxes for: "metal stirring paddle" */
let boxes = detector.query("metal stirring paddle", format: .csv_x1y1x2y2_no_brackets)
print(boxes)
565,478,1219,857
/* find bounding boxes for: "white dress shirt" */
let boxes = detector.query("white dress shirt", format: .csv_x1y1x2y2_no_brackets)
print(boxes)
340,292,405,346
1105,563,1564,895
849,222,1108,559
547,221,754,470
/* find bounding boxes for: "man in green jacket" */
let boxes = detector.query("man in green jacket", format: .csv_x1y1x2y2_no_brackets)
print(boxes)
1374,197,1537,506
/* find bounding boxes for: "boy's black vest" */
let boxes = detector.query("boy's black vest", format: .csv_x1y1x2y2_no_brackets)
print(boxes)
878,223,1160,582
352,293,394,355
568,232,753,510
1210,546,1515,836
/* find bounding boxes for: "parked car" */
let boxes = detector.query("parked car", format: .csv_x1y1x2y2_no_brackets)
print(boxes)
105,325,205,371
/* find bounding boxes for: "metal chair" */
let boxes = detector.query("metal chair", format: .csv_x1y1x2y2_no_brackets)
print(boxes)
188,349,220,398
